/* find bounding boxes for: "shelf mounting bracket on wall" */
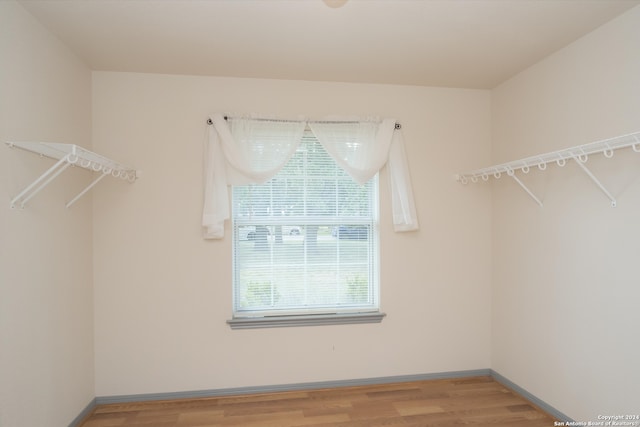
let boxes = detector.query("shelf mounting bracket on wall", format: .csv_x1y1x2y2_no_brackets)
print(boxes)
508,170,543,207
455,131,640,208
571,156,617,207
6,141,139,209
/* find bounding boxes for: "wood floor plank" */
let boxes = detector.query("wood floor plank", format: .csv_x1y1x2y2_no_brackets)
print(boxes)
348,400,399,420
79,376,558,426
393,399,446,416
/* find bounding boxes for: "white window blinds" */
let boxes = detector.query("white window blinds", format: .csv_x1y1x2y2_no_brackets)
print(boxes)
232,134,379,316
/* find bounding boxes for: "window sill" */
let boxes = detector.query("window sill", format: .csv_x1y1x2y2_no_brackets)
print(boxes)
227,312,386,329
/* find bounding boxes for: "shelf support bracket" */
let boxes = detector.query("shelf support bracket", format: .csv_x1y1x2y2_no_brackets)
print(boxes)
11,155,71,209
571,157,617,207
509,172,543,207
65,172,108,208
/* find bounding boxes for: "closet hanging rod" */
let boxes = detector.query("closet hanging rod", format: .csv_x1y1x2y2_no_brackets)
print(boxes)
206,116,402,129
455,131,640,208
456,131,640,184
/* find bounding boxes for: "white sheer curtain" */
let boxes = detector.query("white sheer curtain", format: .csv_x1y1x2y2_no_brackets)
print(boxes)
309,118,418,232
203,114,419,238
202,113,306,238
388,131,419,231
308,119,395,184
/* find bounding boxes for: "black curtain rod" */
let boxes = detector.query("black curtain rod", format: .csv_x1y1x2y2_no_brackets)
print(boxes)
206,117,401,130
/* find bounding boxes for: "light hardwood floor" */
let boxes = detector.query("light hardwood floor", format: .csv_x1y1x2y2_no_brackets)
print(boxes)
80,376,558,427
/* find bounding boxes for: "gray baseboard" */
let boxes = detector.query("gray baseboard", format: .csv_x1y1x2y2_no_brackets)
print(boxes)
95,369,491,405
71,369,569,425
490,369,573,422
68,398,96,427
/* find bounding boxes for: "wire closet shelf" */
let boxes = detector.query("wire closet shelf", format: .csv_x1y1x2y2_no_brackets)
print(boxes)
455,131,640,207
6,141,139,209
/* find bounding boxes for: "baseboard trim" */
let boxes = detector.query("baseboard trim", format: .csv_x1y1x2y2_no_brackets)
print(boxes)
95,369,491,405
80,369,570,425
491,369,573,422
68,397,96,427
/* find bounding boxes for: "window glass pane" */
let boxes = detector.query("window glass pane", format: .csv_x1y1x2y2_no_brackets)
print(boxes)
232,134,378,316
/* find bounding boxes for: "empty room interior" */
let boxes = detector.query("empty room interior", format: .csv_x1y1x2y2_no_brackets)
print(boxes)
1,0,639,426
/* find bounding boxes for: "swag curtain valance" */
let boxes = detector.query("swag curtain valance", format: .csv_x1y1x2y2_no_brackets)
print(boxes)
202,113,419,239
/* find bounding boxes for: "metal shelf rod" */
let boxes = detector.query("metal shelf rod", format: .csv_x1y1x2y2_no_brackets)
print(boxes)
6,141,138,209
455,131,640,207
456,131,640,182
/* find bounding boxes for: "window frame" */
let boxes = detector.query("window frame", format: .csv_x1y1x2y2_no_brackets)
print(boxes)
227,311,386,329
228,135,385,328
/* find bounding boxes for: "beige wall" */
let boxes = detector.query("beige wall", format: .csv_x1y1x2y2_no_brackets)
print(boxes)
491,5,640,421
8,1,637,422
0,2,94,426
91,72,493,396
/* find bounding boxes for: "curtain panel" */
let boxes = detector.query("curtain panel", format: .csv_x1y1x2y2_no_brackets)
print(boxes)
202,113,419,239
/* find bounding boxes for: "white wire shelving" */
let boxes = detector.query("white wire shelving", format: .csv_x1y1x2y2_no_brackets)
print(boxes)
6,141,139,209
455,131,640,207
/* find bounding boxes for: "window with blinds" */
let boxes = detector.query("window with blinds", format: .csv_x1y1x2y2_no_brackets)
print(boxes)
232,133,379,317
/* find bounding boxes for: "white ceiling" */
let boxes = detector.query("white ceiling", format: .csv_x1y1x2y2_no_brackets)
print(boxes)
19,0,639,89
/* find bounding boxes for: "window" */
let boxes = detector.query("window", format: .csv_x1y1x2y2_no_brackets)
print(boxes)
230,133,382,327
